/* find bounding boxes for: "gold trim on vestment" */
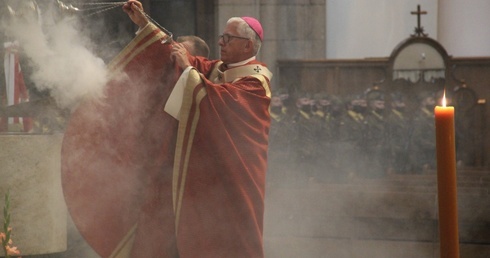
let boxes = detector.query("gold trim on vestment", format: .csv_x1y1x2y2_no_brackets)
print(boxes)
103,23,165,258
250,74,271,98
107,23,167,74
210,61,223,83
108,223,138,258
172,68,206,234
172,65,272,234
216,64,272,83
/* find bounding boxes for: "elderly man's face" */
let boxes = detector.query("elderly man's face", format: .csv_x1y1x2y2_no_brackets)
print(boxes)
219,21,251,64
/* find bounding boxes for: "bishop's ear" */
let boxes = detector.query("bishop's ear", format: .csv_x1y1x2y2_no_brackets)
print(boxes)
244,40,254,53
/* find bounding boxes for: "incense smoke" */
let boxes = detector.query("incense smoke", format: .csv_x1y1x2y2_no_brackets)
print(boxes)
2,4,108,109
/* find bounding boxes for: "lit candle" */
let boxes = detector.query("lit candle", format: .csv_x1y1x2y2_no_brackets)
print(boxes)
434,91,460,258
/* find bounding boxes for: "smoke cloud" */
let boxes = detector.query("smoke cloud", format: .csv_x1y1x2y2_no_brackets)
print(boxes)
2,4,108,109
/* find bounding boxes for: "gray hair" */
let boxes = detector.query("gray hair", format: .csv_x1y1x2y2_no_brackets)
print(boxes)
227,17,262,55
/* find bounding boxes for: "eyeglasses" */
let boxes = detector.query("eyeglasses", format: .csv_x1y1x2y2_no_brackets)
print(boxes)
218,33,250,44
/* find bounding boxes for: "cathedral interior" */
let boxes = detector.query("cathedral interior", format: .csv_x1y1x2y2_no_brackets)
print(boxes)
1,1,490,258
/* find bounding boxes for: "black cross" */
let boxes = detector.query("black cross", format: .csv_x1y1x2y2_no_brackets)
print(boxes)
411,5,428,37
254,66,262,73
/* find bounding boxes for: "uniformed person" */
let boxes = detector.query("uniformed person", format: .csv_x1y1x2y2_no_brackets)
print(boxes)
313,92,346,182
311,92,333,182
268,89,294,185
410,90,437,173
385,91,412,174
364,88,388,178
338,93,368,179
290,91,320,183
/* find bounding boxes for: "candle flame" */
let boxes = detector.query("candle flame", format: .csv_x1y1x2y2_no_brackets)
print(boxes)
442,90,447,107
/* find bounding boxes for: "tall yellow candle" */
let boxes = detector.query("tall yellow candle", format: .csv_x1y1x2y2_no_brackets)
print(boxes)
434,92,460,258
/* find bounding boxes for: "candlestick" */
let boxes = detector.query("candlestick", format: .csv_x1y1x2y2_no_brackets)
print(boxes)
434,92,460,258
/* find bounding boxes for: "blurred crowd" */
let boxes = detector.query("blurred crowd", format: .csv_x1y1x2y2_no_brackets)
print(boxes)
267,87,475,185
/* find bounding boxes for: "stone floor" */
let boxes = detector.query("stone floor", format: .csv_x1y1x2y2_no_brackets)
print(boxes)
18,169,490,258
263,169,490,258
